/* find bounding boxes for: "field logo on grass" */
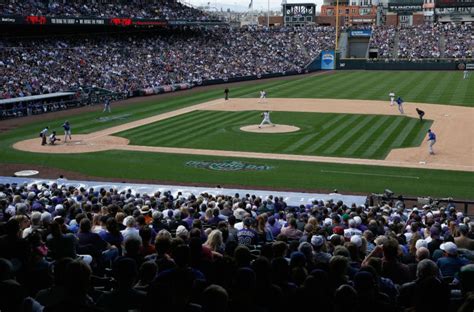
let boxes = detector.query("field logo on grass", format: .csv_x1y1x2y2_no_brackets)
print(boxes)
185,160,273,171
96,114,131,123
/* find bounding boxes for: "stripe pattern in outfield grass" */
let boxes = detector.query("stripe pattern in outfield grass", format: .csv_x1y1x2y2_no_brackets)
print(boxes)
243,71,474,106
117,111,432,159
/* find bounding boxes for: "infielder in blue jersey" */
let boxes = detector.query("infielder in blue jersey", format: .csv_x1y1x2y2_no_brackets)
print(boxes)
427,129,436,155
62,120,72,142
396,96,404,114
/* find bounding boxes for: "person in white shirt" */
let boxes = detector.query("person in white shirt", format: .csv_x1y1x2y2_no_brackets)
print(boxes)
389,91,395,106
343,219,362,239
259,111,275,128
258,90,267,103
120,216,141,243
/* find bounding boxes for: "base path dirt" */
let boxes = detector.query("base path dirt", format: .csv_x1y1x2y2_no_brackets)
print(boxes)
13,98,474,172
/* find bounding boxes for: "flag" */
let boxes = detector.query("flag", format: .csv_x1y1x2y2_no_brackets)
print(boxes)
248,0,253,9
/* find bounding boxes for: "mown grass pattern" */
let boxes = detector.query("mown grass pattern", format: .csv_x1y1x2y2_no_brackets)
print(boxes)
0,71,472,198
117,111,433,159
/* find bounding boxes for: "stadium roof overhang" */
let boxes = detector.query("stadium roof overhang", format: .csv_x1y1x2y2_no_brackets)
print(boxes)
0,92,75,106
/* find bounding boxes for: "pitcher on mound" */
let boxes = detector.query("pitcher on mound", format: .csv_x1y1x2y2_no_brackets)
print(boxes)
259,111,275,128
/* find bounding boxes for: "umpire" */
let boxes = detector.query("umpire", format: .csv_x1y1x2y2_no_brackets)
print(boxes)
224,88,229,100
416,108,425,122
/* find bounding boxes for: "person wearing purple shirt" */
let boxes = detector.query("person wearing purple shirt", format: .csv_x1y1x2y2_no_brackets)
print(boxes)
266,216,281,238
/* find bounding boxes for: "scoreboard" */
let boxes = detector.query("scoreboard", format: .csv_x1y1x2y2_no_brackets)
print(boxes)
283,3,316,26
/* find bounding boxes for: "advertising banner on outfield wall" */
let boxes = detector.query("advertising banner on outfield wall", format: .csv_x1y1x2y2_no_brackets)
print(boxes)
321,51,335,70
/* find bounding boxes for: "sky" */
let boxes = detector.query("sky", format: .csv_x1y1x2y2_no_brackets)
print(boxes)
184,0,324,12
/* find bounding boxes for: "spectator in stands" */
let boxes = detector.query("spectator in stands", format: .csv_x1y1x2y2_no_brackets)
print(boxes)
436,241,470,278
455,224,474,250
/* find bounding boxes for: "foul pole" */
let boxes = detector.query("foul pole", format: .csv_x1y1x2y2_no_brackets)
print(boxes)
335,0,339,51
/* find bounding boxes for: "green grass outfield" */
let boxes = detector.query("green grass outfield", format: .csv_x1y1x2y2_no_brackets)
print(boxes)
117,111,432,160
1,71,473,199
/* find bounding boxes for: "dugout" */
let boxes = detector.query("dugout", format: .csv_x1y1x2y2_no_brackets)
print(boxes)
0,92,78,120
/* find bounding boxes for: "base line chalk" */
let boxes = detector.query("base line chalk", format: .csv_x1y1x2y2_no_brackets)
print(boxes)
320,170,420,179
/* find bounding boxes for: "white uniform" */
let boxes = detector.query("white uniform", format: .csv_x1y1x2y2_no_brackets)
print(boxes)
259,111,274,128
389,92,395,106
464,70,470,79
258,91,267,103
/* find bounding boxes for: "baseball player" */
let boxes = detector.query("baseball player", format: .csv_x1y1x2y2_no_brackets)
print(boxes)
49,131,61,145
396,96,404,114
427,129,436,155
40,126,49,146
389,91,395,106
258,90,267,103
62,120,72,142
464,69,470,79
224,88,229,100
103,97,111,113
259,111,275,128
416,108,425,122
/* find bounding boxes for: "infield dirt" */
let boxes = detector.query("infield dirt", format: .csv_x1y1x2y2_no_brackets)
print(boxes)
13,98,473,172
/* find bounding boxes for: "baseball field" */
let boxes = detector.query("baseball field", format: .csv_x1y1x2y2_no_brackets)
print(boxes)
2,71,474,199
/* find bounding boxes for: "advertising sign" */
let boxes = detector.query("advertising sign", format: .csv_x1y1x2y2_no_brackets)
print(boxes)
321,51,335,70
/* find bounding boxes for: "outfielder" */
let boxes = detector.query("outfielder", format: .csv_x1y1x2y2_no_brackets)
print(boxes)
389,91,395,106
62,120,72,142
258,90,267,103
259,111,275,128
396,96,404,114
464,69,471,79
427,129,436,155
103,98,111,113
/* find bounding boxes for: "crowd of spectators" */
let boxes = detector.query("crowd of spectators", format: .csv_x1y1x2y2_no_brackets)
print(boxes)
0,22,471,101
0,0,215,21
370,24,472,60
398,25,442,59
369,26,396,58
442,23,473,59
0,180,473,312
1,26,334,99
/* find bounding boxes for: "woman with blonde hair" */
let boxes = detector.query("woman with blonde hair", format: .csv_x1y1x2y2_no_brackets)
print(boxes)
204,229,224,257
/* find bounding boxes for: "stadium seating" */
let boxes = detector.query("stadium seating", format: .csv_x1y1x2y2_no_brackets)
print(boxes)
0,180,472,311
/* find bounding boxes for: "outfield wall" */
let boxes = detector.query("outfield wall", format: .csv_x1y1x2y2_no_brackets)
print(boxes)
337,59,472,70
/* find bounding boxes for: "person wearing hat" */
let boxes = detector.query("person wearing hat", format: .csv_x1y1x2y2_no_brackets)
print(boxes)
311,235,331,264
40,126,49,145
436,241,469,278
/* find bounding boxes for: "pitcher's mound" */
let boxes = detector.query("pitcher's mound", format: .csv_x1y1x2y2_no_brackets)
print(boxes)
240,124,300,133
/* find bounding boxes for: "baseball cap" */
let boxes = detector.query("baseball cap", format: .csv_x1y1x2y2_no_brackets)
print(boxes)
311,235,324,247
415,239,428,250
333,226,344,235
350,235,362,248
176,225,188,237
440,242,457,255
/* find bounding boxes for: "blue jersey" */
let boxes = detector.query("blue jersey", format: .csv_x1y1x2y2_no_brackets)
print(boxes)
428,132,436,141
396,97,404,105
62,123,70,131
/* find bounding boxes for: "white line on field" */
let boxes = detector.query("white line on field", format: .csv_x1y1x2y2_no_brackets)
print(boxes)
320,170,420,179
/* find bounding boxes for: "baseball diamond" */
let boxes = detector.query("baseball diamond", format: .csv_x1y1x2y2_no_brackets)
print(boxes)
2,71,474,199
